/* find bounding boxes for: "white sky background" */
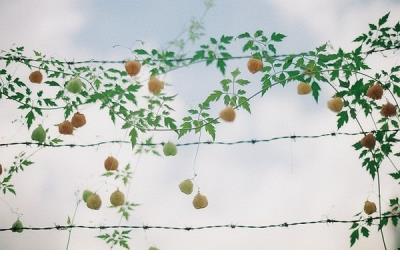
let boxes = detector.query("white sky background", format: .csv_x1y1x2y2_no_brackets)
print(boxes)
1,0,400,249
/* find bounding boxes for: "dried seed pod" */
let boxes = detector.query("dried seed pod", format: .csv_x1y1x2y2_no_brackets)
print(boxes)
125,60,141,76
360,133,376,150
87,193,102,210
104,156,118,171
110,189,125,206
380,102,397,118
219,106,236,122
58,120,74,135
71,112,86,128
148,77,164,95
366,83,383,100
327,97,344,113
364,200,377,215
297,82,311,95
247,58,263,74
193,192,208,209
29,70,43,84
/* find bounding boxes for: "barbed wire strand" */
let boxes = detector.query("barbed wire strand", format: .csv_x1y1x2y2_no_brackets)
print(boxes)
1,214,398,232
0,128,398,149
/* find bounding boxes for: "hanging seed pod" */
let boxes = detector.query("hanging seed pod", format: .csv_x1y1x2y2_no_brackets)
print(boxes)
87,193,102,210
360,133,376,150
31,125,46,143
380,102,397,118
327,97,344,113
366,83,383,100
71,112,86,128
125,60,141,76
193,192,208,209
110,189,125,207
104,156,119,171
58,120,74,135
11,219,24,233
148,77,164,95
29,70,43,84
219,106,236,122
297,82,311,95
247,58,263,74
179,179,194,195
163,141,177,156
364,200,377,215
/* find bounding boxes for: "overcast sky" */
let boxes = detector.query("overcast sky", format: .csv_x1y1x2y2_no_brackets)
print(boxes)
1,0,400,249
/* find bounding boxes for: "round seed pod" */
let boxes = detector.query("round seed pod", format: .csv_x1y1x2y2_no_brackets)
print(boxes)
125,60,141,76
380,102,397,118
87,193,102,210
71,112,86,128
104,156,118,171
360,133,376,150
66,78,83,94
58,120,74,135
163,141,177,156
31,125,46,143
193,192,208,209
11,219,23,233
29,70,43,84
110,189,125,207
247,58,263,74
366,83,383,100
219,106,236,122
179,179,194,195
82,190,93,203
327,97,344,113
364,200,377,215
297,82,312,95
148,77,164,95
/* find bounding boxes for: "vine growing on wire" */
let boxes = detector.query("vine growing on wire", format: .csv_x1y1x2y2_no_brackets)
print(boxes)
1,5,400,249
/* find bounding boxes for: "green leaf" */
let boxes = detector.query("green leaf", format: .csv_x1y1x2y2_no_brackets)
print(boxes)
129,128,138,148
360,227,369,237
350,229,359,247
337,111,349,129
205,123,216,141
378,12,390,26
271,32,286,42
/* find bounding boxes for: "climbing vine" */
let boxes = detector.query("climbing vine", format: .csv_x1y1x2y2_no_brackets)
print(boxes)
1,9,400,249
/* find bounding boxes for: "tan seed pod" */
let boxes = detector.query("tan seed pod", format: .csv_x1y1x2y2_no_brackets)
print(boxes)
58,120,74,135
364,200,377,215
71,112,86,128
148,77,164,95
125,60,141,76
110,189,125,206
104,156,118,171
247,58,263,74
193,192,208,209
297,82,312,95
380,102,397,118
327,97,344,113
29,70,43,84
360,133,376,150
87,193,102,210
219,106,236,122
366,83,383,100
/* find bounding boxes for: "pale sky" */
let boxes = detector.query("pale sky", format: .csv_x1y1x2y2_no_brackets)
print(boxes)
1,0,400,249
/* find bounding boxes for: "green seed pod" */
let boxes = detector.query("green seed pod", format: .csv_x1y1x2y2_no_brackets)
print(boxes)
31,125,46,143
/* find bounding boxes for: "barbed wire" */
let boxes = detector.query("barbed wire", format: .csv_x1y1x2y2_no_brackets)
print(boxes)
1,214,398,232
0,45,398,66
0,128,398,149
